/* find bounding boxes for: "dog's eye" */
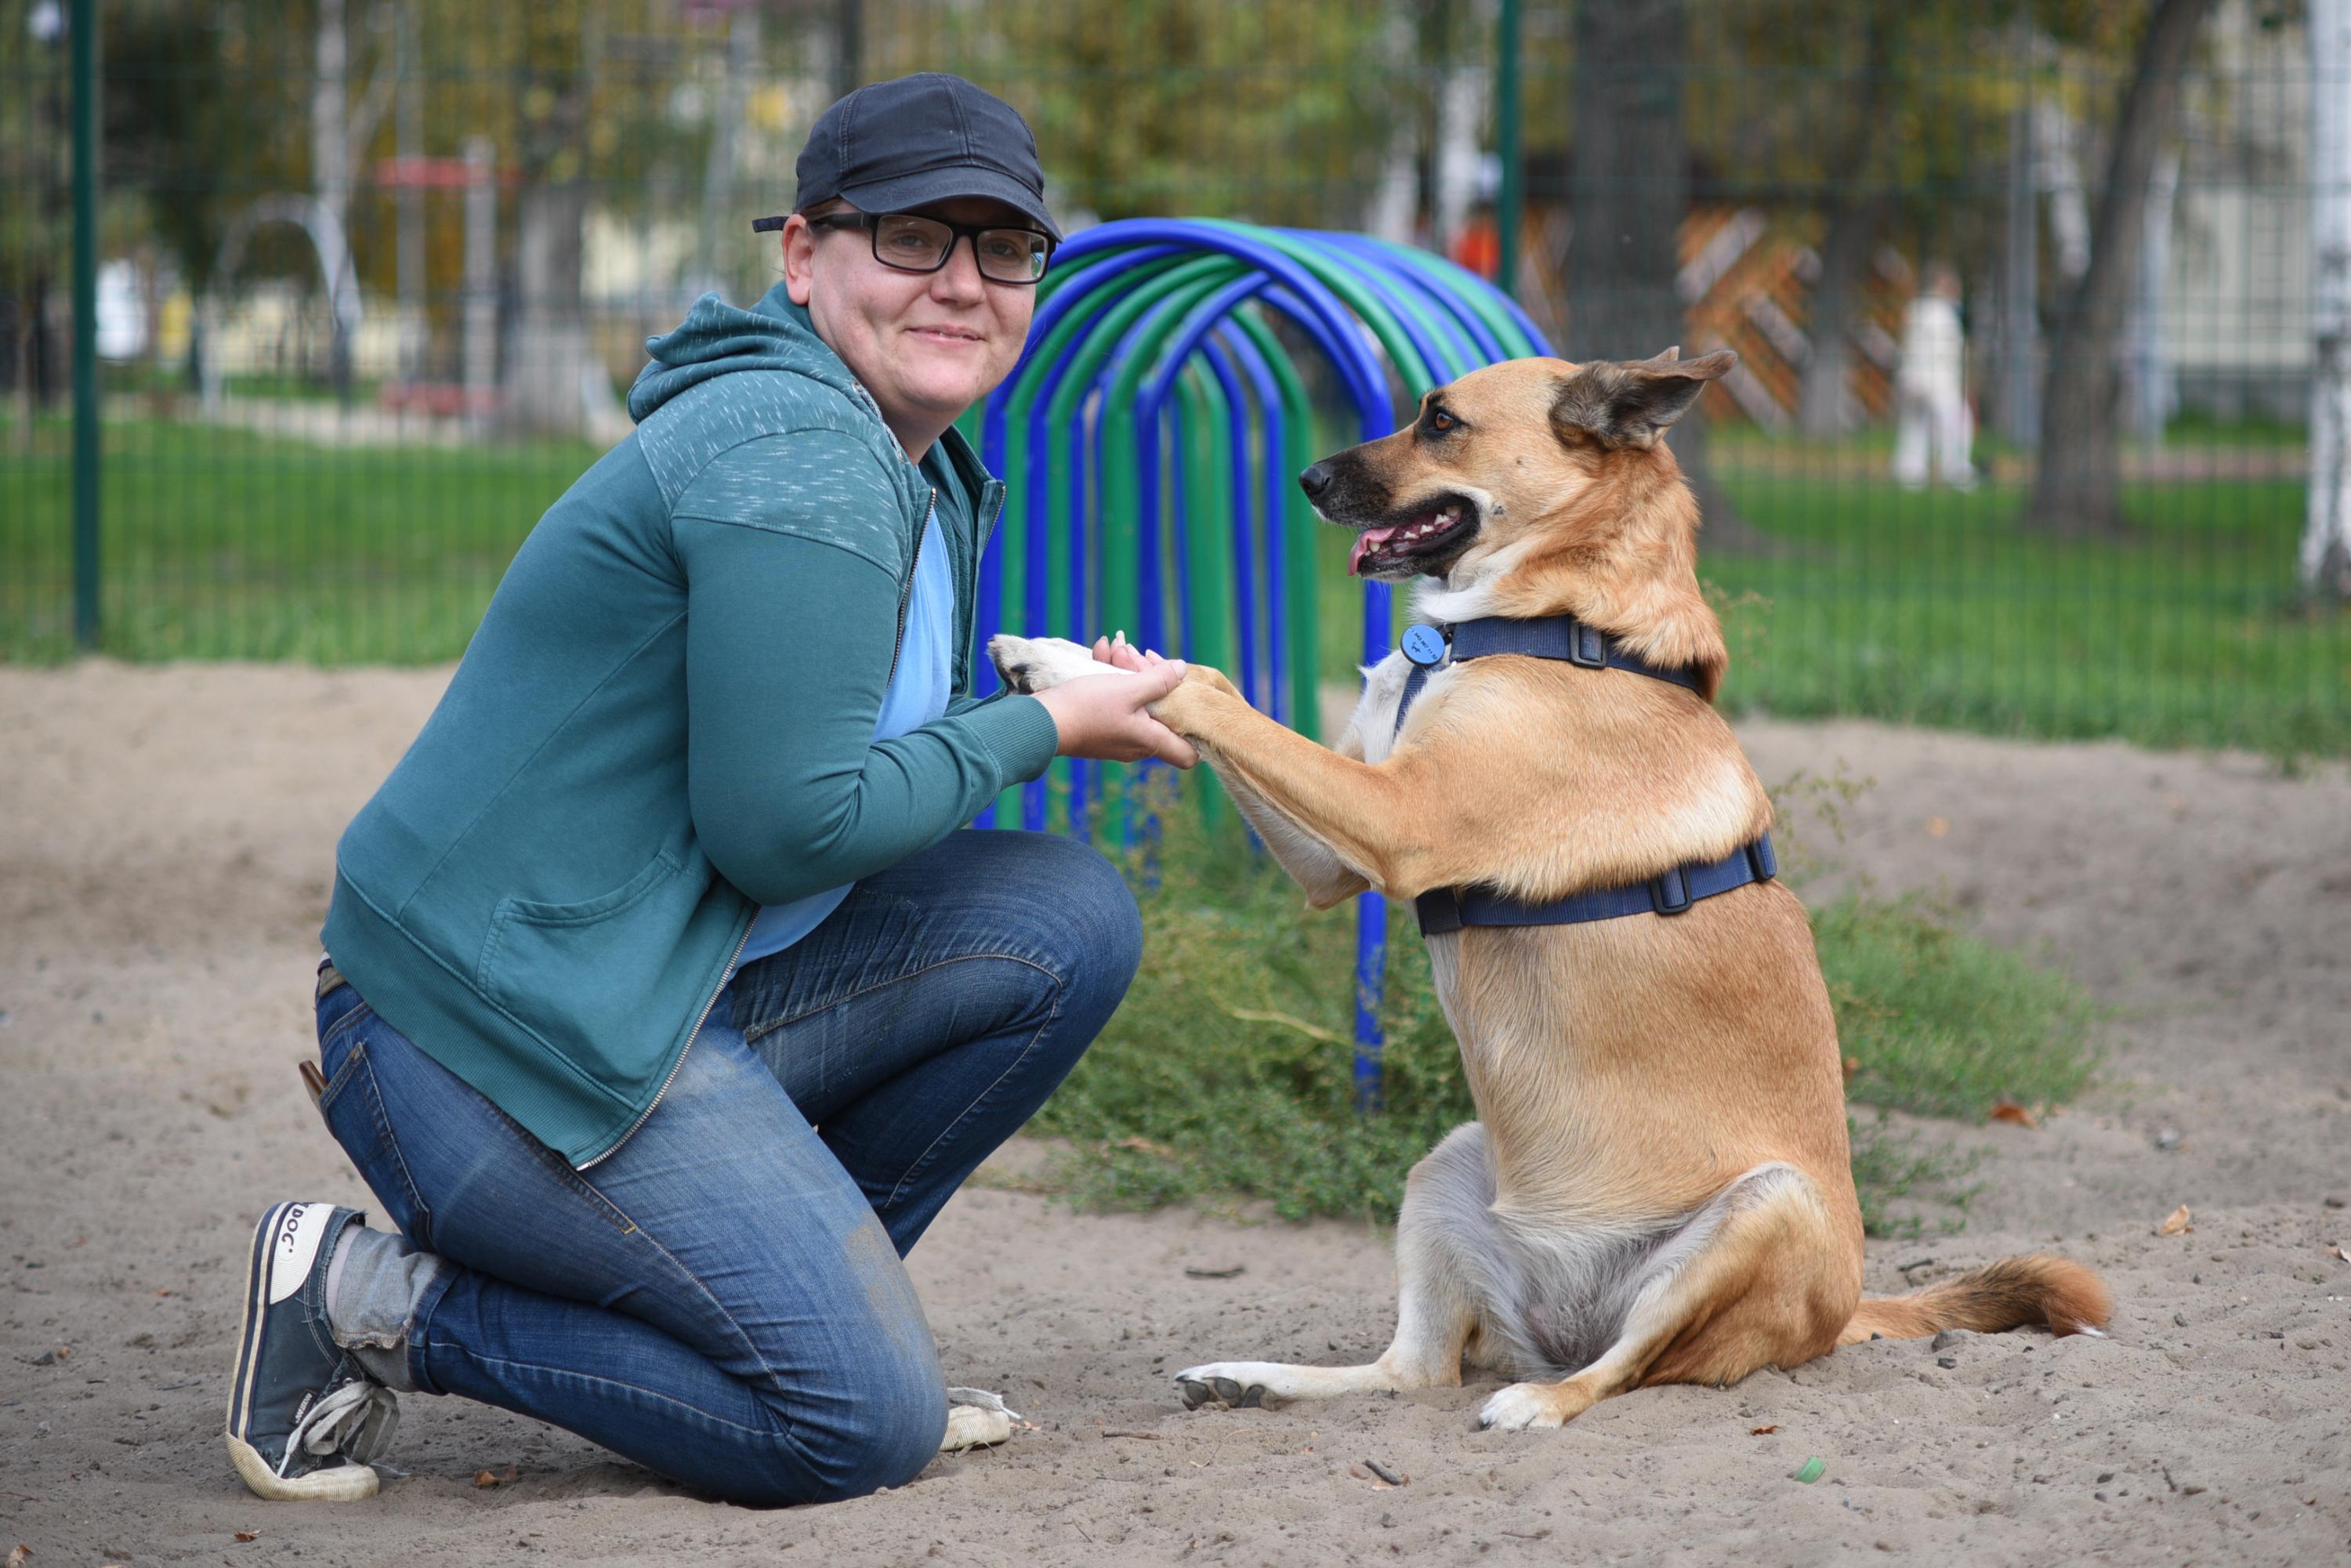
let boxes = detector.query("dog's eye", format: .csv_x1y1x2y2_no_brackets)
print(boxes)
1429,409,1458,433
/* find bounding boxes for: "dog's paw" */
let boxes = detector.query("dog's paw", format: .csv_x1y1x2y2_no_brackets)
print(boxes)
1476,1382,1566,1432
1172,1361,1291,1412
987,634,1119,694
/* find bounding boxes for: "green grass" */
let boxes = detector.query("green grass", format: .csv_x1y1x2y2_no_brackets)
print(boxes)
1704,470,2347,762
2,418,596,663
1024,810,2094,1237
1815,892,2098,1119
6,415,2340,756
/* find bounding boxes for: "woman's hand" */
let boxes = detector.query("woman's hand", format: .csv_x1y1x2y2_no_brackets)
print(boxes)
1031,650,1197,768
1088,631,1168,675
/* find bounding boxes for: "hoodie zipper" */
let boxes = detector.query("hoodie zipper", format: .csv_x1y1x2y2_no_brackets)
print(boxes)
578,914,750,1171
885,488,937,689
581,487,936,1172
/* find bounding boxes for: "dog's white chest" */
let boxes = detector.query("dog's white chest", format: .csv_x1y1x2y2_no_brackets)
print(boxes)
1353,652,1450,765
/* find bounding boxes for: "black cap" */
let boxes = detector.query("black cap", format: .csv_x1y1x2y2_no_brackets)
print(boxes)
755,73,1060,243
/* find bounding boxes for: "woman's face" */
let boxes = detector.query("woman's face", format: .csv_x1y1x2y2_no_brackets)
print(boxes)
783,196,1037,454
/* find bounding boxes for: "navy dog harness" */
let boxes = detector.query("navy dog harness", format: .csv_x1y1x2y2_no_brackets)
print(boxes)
1392,614,1776,936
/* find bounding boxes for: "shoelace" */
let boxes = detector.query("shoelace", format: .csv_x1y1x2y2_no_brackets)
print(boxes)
277,1376,402,1478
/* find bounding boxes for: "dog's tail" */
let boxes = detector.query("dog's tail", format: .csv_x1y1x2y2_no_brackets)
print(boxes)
1836,1254,2110,1345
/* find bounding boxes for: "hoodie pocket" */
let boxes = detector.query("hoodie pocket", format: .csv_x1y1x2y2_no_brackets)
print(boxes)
476,851,683,995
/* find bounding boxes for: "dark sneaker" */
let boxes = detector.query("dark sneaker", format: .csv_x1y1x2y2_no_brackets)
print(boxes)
223,1201,401,1501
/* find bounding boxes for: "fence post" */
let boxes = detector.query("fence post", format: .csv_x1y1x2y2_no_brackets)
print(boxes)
70,0,100,650
1496,0,1523,299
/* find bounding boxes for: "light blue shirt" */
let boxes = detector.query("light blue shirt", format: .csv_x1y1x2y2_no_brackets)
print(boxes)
737,504,955,964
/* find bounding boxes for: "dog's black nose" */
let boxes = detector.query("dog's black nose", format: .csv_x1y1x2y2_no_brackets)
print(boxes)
1298,461,1335,499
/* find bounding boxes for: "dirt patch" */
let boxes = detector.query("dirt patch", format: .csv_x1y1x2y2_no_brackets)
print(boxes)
2,662,2346,1566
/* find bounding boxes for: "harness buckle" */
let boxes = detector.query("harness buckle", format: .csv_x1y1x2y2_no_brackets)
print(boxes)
1416,887,1465,936
1567,621,1608,670
1649,864,1693,915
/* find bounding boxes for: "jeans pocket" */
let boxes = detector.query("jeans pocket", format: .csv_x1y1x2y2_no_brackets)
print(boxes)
317,1038,435,1251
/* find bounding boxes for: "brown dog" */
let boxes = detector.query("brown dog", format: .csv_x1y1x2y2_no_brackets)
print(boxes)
988,347,2108,1431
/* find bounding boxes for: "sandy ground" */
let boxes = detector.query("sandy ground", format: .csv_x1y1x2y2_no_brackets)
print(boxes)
2,660,2346,1567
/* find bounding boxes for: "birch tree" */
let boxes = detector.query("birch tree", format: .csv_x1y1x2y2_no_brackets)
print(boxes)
2306,0,2351,599
2023,0,2213,538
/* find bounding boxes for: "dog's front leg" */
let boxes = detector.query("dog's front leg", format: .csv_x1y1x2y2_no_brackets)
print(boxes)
1206,752,1371,911
990,636,1373,907
1150,675,1473,899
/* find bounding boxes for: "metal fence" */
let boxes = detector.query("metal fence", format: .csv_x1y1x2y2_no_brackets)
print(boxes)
4,0,2345,759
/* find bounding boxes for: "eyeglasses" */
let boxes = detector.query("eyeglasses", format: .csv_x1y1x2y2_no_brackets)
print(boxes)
776,211,1055,285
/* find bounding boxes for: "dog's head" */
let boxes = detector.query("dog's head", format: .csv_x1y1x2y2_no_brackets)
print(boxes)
1299,347,1737,695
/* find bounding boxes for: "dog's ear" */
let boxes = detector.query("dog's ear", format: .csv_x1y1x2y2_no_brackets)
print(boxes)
1551,349,1737,451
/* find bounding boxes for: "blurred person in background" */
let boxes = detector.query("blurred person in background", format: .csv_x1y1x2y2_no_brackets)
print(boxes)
1892,260,1978,490
223,74,1192,1508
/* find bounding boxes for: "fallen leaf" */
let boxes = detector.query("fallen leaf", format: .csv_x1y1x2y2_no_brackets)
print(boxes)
1183,1265,1244,1280
2326,1244,2348,1264
1113,1136,1175,1158
1924,817,1948,838
2160,1204,2193,1236
1841,1056,1860,1085
1750,1424,1780,1435
1990,1099,2039,1128
234,1533,259,1544
473,1469,500,1487
8,1544,31,1568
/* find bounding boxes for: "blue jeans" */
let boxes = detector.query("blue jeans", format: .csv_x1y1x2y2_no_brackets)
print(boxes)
312,830,1140,1506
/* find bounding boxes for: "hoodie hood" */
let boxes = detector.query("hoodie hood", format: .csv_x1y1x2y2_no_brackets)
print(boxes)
627,283,855,425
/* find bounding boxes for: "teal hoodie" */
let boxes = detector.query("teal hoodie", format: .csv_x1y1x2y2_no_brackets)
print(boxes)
320,284,1060,1168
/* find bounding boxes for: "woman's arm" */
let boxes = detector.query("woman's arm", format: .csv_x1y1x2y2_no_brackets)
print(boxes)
672,431,1060,907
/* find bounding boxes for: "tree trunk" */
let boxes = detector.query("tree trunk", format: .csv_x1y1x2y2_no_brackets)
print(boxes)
2023,0,2212,538
1796,12,1897,442
1569,0,1684,365
1569,0,1763,549
504,178,619,440
312,0,350,398
1799,197,1874,439
2303,0,2351,601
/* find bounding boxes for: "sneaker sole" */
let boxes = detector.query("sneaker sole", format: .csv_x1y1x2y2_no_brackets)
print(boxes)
225,1201,379,1502
940,1404,1013,1451
224,1430,380,1501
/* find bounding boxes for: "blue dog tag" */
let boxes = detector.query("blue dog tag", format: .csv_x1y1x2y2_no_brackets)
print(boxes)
1400,623,1449,667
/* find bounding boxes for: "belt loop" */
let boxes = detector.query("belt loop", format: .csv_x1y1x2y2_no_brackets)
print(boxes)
1649,864,1692,915
1567,619,1607,670
1746,833,1777,882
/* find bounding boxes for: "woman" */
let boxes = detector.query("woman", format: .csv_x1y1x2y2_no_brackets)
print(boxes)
223,74,1190,1508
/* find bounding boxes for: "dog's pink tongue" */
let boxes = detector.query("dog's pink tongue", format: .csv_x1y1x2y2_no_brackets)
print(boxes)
1349,526,1399,575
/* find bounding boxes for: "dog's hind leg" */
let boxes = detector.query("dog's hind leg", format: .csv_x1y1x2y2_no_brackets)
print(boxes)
1477,1164,1849,1432
1176,1123,1505,1410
